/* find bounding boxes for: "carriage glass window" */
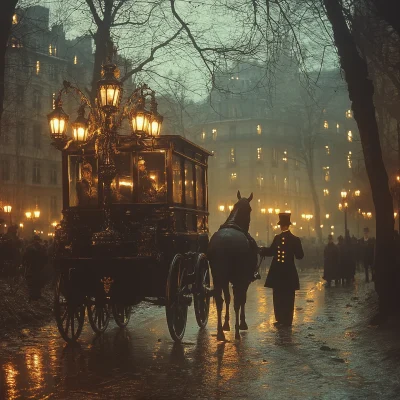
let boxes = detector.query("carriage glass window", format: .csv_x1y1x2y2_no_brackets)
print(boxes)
135,151,166,203
172,154,182,203
195,164,205,209
111,152,133,203
185,160,195,206
68,156,98,207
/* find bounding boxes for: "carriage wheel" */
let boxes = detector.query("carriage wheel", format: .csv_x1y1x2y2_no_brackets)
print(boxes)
112,304,132,328
87,298,111,334
54,273,85,343
194,254,211,329
166,254,189,342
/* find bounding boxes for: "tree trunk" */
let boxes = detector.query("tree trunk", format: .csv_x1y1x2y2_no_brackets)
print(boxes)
324,0,396,315
0,0,18,128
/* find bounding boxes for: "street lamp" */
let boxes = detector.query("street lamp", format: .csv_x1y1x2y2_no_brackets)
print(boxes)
3,205,12,224
301,213,313,237
25,209,40,237
340,190,348,235
354,189,361,236
391,172,400,232
47,48,163,246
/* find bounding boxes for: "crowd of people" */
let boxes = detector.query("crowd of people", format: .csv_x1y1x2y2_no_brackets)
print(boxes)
0,225,54,300
323,227,375,287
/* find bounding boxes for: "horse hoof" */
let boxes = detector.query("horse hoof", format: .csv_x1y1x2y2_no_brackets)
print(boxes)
217,331,226,341
239,321,248,330
222,321,230,331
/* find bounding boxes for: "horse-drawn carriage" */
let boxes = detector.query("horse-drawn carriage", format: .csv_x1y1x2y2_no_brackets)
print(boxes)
52,134,213,343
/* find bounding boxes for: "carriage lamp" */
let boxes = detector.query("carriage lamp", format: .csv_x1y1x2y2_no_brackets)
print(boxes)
285,209,291,214
97,63,122,113
25,211,32,219
33,210,40,219
3,205,11,213
219,205,225,212
341,190,348,199
355,190,360,197
261,208,266,214
325,213,330,219
51,221,57,227
228,205,234,211
48,101,69,140
268,208,273,214
72,105,89,143
148,113,163,136
274,208,280,214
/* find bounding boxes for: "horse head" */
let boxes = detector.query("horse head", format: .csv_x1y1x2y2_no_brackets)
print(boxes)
226,191,253,232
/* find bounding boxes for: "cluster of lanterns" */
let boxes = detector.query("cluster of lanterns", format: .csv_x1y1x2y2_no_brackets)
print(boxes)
47,61,163,144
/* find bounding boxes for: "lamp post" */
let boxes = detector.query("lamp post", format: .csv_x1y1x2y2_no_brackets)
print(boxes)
391,173,400,232
301,213,313,237
3,205,12,225
340,190,348,235
47,47,163,246
25,209,40,237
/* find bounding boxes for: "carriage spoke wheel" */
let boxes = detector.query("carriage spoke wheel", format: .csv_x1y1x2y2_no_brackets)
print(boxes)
54,274,85,343
194,255,211,329
166,254,189,342
112,304,132,328
87,298,111,334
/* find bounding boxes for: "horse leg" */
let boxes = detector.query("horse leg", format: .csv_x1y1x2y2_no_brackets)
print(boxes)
239,284,249,330
232,286,241,340
222,284,231,331
214,284,226,341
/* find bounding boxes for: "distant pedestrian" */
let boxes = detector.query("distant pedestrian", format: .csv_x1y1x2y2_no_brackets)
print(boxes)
323,235,339,287
23,235,48,300
359,227,375,283
260,213,304,327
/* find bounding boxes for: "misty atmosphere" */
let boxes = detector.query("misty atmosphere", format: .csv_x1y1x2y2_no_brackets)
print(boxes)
1,1,400,399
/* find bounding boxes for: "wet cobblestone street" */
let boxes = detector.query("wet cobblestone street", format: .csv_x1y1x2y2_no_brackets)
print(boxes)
1,270,400,399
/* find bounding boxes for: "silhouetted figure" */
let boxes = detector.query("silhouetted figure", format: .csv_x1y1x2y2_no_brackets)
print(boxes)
323,234,339,287
208,191,257,341
260,213,304,327
23,235,48,300
359,227,375,283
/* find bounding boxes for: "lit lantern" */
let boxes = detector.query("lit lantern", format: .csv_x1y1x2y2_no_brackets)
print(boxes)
33,210,40,218
72,106,89,143
148,113,163,136
97,63,122,112
47,101,69,140
130,97,151,135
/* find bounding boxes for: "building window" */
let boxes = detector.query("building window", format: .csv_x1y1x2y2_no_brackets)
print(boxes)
36,60,40,75
201,131,206,141
0,159,11,181
347,130,353,142
32,161,41,184
33,124,41,148
49,44,53,55
48,64,57,81
50,196,58,216
323,120,329,129
74,55,78,65
257,173,264,188
257,124,262,135
16,122,25,146
229,148,236,164
295,177,300,194
32,90,41,112
257,147,262,161
272,148,278,167
50,165,57,185
336,123,340,133
346,109,352,118
17,160,25,183
212,128,217,140
323,166,330,182
0,131,9,145
16,85,24,103
325,145,330,155
347,151,352,168
283,177,289,193
323,188,329,196
230,172,237,182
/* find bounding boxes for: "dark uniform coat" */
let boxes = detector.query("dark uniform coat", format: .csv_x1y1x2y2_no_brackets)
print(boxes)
323,242,339,282
262,230,304,290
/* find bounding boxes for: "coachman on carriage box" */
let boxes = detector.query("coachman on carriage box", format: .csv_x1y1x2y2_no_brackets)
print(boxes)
260,213,304,327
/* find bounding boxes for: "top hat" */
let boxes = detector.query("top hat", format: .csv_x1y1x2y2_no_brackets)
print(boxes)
277,213,291,226
363,227,370,233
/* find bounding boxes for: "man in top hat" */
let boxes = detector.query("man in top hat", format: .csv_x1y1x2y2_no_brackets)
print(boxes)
359,227,375,282
138,157,157,202
76,161,97,206
259,213,304,326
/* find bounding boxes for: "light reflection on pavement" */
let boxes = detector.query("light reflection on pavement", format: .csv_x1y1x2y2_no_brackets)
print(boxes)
1,270,399,399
